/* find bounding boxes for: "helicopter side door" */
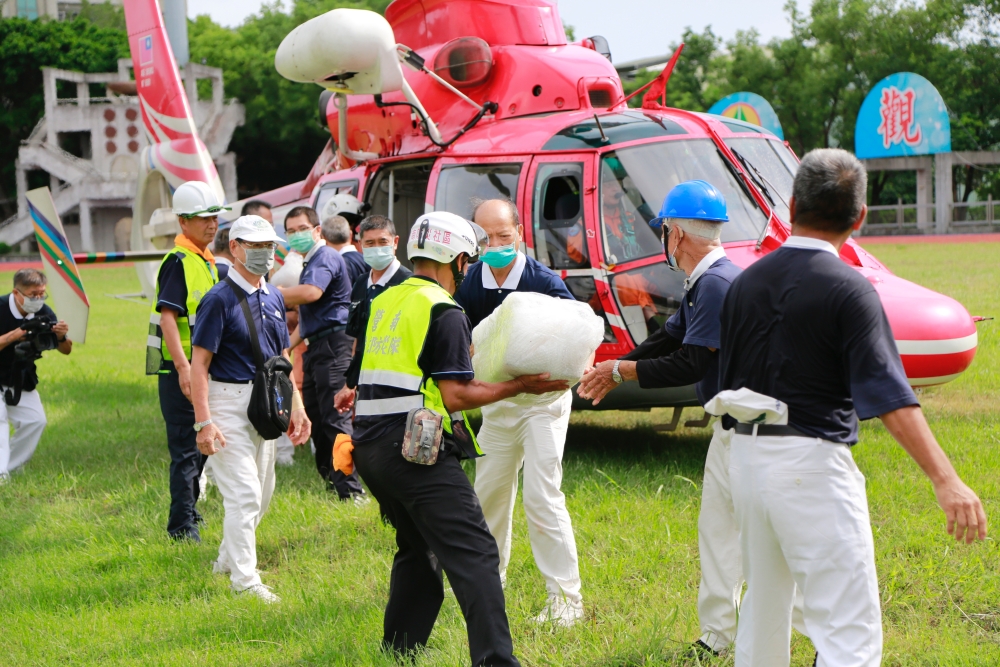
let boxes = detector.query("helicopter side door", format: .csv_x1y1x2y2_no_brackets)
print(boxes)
523,154,627,361
363,160,436,268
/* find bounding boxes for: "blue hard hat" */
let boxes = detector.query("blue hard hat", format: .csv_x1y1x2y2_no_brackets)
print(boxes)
649,180,729,229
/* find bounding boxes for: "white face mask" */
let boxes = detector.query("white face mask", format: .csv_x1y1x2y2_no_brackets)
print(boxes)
17,291,44,314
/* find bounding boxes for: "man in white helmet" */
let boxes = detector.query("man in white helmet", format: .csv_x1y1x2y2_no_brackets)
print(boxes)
334,211,568,667
146,180,228,542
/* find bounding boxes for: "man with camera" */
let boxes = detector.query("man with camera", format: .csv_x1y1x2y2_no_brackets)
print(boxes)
0,269,72,482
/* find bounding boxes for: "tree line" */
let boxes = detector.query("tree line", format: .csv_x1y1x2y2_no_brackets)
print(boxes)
1,0,996,216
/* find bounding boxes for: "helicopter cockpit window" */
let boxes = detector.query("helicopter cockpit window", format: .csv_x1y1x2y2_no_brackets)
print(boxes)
533,163,588,270
610,262,685,345
367,161,435,268
434,164,521,219
723,138,798,222
602,140,769,253
313,180,359,220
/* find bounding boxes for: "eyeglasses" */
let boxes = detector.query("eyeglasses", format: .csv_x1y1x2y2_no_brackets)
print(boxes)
15,289,47,300
237,240,277,251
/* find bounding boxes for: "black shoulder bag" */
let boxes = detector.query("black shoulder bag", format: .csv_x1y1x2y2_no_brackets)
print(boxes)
224,278,294,440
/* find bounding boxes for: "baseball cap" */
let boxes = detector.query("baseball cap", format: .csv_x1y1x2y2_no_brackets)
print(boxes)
229,215,282,244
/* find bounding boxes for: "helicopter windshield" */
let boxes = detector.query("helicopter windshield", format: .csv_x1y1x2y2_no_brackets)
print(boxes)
601,139,769,263
723,138,798,222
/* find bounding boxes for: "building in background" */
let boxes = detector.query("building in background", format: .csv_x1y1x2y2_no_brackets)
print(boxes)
1,59,243,253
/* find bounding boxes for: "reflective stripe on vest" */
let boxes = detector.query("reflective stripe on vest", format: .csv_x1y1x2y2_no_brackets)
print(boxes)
356,277,457,432
146,245,218,375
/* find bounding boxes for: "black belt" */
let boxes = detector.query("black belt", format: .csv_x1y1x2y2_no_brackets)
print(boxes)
734,423,805,437
305,324,346,345
210,376,252,384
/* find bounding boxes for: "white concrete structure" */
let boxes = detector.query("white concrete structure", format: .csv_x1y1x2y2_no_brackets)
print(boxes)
1,59,243,253
861,152,1000,235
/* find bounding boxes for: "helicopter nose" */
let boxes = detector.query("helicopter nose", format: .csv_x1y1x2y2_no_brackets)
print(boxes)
865,270,978,387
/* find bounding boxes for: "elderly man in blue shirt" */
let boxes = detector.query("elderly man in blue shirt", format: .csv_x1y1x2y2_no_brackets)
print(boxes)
454,198,585,627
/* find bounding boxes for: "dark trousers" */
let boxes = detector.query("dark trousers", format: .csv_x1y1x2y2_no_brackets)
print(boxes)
353,433,520,667
303,330,364,499
158,370,207,538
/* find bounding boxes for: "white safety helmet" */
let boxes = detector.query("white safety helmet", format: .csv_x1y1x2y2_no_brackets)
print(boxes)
407,211,488,264
321,192,364,223
172,181,231,218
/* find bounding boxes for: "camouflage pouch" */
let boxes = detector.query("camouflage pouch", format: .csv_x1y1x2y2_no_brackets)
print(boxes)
402,408,443,465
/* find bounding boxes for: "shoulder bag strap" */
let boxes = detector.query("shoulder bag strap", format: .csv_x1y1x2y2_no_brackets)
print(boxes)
224,277,265,371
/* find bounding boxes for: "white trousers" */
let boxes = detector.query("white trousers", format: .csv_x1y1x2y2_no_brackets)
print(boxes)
730,431,882,667
474,391,582,603
0,388,47,475
205,381,276,591
699,422,806,652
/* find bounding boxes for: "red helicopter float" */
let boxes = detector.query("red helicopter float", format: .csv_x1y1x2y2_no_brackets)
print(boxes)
119,0,978,415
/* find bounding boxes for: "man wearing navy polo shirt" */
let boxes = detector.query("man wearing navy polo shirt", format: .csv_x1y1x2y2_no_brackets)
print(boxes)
190,215,310,603
278,206,363,501
578,180,777,657
717,149,986,666
453,198,586,627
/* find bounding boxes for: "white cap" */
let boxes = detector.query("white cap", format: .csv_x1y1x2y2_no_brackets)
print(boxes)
229,215,282,244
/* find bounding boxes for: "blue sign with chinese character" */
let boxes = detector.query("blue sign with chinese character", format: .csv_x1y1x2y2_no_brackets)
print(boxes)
708,92,784,139
855,72,951,158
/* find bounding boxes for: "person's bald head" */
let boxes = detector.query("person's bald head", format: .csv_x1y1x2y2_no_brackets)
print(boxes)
472,198,522,248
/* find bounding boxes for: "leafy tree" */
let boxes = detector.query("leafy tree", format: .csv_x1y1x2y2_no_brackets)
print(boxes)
188,0,391,198
0,18,128,218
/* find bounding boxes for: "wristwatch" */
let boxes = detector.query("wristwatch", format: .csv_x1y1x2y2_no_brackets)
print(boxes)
611,360,623,384
193,419,213,432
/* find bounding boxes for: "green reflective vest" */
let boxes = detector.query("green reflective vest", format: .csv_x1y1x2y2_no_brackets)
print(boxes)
146,245,218,375
356,276,480,454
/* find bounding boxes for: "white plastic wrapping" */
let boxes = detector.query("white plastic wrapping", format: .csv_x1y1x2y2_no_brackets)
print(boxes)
472,292,604,404
269,251,304,287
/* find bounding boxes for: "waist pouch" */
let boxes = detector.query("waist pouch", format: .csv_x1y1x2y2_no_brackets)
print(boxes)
402,407,443,465
225,278,293,440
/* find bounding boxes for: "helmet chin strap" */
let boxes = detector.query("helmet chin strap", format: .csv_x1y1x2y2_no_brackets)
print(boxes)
450,255,466,291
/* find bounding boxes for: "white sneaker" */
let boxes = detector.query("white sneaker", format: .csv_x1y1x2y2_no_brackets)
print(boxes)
235,583,280,603
0,472,9,485
499,571,507,590
275,455,295,467
352,494,371,507
532,595,584,627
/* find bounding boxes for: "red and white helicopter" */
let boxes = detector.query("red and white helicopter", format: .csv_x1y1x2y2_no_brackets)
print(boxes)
103,0,978,415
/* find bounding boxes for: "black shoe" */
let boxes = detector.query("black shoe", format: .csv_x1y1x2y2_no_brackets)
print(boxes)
689,639,719,658
813,651,819,667
169,527,201,544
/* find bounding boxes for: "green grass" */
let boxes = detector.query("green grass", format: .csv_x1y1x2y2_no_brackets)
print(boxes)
1,243,998,666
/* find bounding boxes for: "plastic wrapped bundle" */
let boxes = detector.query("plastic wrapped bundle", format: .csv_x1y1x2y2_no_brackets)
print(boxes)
472,292,604,404
269,251,303,287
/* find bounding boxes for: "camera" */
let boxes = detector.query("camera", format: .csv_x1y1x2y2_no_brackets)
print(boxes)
13,316,60,362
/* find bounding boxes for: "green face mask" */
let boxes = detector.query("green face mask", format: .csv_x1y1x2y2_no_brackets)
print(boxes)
287,230,317,254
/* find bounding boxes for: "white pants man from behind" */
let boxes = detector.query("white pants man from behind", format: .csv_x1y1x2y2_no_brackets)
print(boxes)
453,198,585,625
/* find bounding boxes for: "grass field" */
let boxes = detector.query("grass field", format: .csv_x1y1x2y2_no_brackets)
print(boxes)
0,242,998,666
